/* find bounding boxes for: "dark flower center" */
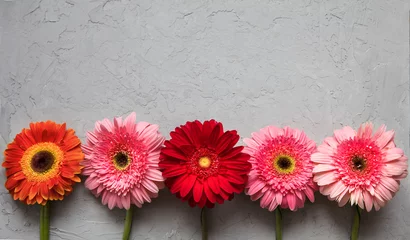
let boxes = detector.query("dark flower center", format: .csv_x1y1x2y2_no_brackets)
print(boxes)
277,156,292,170
31,151,55,173
114,152,130,169
351,155,366,171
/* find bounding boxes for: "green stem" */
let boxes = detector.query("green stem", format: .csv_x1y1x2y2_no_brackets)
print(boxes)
122,206,134,240
350,205,362,240
201,207,208,240
275,207,282,240
40,202,50,240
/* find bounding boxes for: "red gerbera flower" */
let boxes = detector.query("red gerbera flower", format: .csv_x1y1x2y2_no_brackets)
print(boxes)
159,120,251,208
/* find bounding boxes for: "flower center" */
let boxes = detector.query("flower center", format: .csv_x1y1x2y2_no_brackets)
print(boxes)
30,150,55,173
113,151,130,170
351,155,366,171
274,155,295,174
198,156,211,168
189,148,220,179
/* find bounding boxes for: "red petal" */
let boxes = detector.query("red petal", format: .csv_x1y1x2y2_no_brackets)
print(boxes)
225,171,246,184
224,153,251,162
218,176,234,193
161,148,188,161
170,130,191,146
220,146,244,159
188,121,202,147
198,192,207,208
193,181,203,202
201,120,214,145
180,174,196,197
162,166,187,178
216,131,239,154
179,145,196,156
181,123,195,145
208,123,223,149
170,174,189,194
204,182,216,203
208,176,220,194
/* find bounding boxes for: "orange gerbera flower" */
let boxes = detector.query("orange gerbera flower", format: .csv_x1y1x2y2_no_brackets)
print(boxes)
3,121,84,205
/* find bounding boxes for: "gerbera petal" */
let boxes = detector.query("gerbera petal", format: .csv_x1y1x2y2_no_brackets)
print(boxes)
375,130,395,149
180,175,196,198
193,181,203,202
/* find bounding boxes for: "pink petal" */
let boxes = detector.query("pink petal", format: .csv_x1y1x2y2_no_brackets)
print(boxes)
324,137,338,148
380,177,399,193
311,153,333,164
304,187,315,202
145,169,164,182
123,112,137,132
375,130,395,149
136,122,150,134
84,177,99,190
363,191,373,212
384,148,404,162
260,190,274,208
275,193,283,205
372,124,386,141
251,131,267,144
122,194,131,210
243,138,259,151
142,179,159,193
357,123,373,139
287,194,297,211
329,181,346,199
313,164,336,173
268,126,283,138
334,126,356,143
248,180,266,196
338,192,350,207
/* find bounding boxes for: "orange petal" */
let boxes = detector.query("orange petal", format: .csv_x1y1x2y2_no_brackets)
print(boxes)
54,184,65,195
40,184,49,200
28,184,39,200
36,194,44,204
71,175,81,183
5,177,20,190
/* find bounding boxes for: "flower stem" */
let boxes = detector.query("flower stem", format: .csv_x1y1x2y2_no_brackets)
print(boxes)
40,202,50,240
123,206,134,240
201,207,208,240
351,205,362,240
275,207,282,240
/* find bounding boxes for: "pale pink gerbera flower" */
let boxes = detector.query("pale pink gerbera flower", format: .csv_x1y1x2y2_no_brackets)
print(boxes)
82,112,165,210
244,126,317,211
312,123,408,212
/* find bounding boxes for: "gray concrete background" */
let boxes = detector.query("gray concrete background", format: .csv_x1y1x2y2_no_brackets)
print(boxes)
0,0,409,239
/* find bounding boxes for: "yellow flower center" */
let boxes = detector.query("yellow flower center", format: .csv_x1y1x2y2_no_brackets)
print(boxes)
198,156,211,168
113,152,131,170
273,155,295,174
21,142,64,182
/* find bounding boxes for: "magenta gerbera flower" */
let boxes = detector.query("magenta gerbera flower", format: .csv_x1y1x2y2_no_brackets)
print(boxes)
244,126,317,211
82,112,165,210
312,123,408,212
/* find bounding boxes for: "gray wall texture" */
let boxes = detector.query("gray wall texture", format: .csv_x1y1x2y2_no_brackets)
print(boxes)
0,0,409,239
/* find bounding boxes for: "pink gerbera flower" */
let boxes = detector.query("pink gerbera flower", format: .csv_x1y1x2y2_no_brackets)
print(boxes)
312,123,408,212
244,126,317,211
82,112,165,210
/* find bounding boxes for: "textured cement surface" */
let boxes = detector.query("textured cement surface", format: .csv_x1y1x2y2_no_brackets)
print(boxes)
0,0,409,239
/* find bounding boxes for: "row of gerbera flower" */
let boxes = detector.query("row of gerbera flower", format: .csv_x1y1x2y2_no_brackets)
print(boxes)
3,112,407,240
